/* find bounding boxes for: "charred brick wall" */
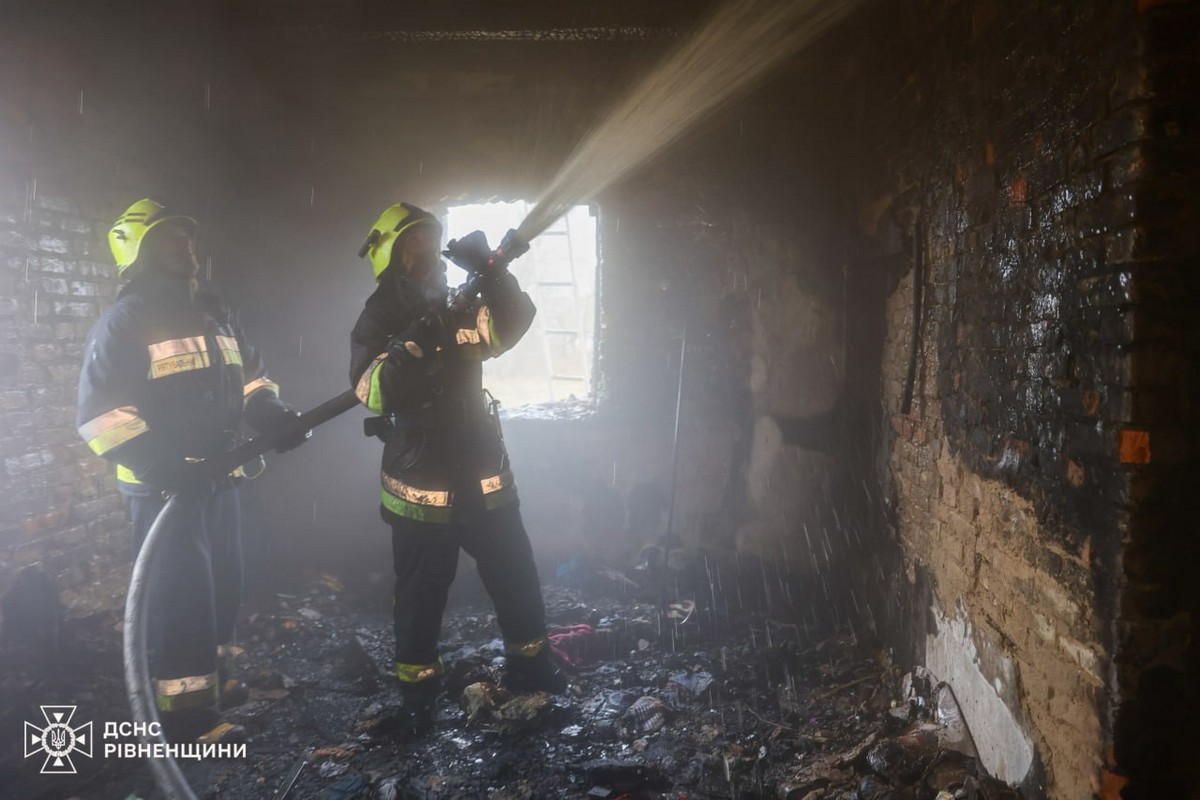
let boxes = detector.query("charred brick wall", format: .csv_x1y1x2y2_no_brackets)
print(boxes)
828,0,1200,795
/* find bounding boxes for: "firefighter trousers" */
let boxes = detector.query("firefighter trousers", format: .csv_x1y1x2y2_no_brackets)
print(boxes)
390,499,546,672
129,484,242,708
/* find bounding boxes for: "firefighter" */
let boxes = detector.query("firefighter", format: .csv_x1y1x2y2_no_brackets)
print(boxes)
350,202,565,734
76,199,309,743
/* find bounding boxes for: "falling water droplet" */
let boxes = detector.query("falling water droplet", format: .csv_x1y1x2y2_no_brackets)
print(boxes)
734,555,744,609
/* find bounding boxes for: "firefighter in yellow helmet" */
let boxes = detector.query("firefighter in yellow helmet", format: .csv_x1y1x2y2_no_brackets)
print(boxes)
349,203,565,735
76,199,310,743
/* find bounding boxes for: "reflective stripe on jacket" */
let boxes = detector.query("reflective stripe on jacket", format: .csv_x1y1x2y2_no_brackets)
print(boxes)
76,271,287,494
349,272,535,524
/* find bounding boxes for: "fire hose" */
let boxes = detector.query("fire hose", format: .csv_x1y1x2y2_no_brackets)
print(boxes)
122,389,359,800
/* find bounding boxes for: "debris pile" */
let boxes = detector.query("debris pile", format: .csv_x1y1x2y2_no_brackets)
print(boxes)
0,575,1024,799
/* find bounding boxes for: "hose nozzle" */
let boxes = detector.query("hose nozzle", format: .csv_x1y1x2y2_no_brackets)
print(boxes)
494,228,529,266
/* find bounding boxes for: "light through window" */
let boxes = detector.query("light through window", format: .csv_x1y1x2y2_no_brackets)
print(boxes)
445,201,597,409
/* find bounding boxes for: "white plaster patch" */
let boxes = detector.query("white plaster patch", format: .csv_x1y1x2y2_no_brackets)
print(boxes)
1057,635,1100,683
925,604,1035,786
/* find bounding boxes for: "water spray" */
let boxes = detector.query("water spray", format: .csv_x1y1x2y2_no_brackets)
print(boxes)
123,2,861,795
516,0,862,242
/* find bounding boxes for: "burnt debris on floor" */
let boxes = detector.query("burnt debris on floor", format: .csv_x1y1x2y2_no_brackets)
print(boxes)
1,563,1021,800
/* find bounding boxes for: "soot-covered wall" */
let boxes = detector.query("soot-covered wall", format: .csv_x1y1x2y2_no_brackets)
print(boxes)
809,0,1200,796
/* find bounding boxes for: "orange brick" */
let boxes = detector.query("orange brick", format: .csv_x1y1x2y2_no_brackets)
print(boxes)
1119,429,1151,464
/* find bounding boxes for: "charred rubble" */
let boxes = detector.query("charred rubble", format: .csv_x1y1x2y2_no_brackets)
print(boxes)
3,553,1020,800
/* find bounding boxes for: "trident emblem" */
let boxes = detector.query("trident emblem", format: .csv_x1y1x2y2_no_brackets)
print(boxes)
24,705,93,774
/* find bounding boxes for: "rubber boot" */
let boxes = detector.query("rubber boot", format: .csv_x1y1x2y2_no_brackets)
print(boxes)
395,678,440,737
160,705,247,746
217,646,250,710
504,650,568,694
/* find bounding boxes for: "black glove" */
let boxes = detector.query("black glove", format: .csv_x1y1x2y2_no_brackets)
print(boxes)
389,311,452,363
272,408,311,453
442,230,493,275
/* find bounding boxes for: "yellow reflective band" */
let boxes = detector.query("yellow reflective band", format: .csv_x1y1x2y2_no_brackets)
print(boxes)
156,672,218,695
505,637,547,658
381,488,453,523
477,305,495,349
481,469,518,511
382,472,450,507
155,672,219,712
215,335,242,366
148,336,207,361
394,659,443,684
355,353,387,414
197,722,240,745
481,470,513,495
148,336,210,379
80,406,149,455
243,376,280,400
455,327,481,345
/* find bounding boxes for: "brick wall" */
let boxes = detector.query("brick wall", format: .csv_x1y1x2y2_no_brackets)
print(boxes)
832,0,1200,795
0,173,131,612
0,15,225,616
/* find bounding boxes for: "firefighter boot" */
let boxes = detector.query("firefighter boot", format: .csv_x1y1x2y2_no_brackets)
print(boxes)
395,677,440,737
504,649,568,694
160,705,247,746
217,645,250,710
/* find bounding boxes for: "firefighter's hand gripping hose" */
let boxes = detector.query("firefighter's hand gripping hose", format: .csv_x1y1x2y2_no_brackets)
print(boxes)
123,389,359,800
443,228,530,312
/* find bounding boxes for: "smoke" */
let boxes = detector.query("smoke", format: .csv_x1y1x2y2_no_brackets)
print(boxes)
518,0,862,242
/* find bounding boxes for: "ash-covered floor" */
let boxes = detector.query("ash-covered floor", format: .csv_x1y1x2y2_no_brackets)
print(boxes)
2,571,1022,800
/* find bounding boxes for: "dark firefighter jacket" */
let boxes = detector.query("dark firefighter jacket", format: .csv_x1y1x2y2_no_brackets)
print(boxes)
76,269,290,495
350,271,536,524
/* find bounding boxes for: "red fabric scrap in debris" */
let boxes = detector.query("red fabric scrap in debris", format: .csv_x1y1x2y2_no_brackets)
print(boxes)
547,624,613,667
